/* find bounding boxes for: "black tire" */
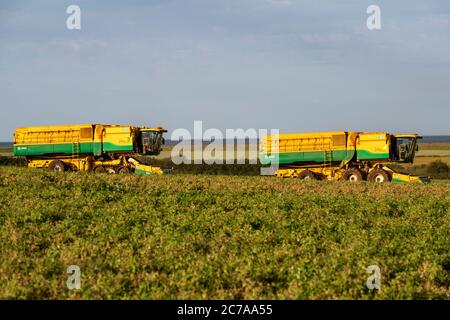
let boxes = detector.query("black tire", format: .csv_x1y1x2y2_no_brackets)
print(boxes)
117,166,131,174
342,168,363,182
368,169,390,183
298,170,317,180
48,160,65,172
92,165,106,173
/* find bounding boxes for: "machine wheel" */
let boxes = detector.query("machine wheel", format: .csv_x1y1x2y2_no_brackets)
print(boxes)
92,165,106,173
342,168,363,182
117,166,131,174
368,169,390,183
298,170,317,180
48,160,66,172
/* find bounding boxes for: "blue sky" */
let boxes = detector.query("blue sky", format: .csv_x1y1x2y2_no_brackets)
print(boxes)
0,0,449,140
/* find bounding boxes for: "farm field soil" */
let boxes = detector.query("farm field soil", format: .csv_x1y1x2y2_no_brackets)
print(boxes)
0,167,449,299
412,156,450,166
418,143,450,151
0,148,12,157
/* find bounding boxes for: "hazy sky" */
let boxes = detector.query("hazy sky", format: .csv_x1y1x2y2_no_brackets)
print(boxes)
1,0,449,140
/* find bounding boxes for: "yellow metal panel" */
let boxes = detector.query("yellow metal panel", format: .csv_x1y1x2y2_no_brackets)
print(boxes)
260,131,350,153
14,124,94,145
103,126,133,146
357,132,390,154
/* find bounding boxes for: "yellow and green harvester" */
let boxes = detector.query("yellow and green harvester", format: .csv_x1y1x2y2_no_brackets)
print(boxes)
13,124,169,174
259,131,430,183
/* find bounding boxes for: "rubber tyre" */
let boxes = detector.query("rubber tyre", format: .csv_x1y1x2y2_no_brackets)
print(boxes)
93,165,106,173
298,170,317,180
368,169,390,183
342,168,363,182
117,166,131,174
48,160,65,172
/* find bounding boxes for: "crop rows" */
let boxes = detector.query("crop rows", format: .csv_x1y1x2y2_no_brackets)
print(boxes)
0,167,449,299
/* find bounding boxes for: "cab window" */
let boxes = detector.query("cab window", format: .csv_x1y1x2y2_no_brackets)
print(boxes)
393,137,414,161
141,131,162,154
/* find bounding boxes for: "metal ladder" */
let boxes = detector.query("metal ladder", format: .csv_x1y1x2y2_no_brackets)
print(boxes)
72,142,80,158
324,150,333,166
72,141,82,171
322,149,332,179
324,150,333,162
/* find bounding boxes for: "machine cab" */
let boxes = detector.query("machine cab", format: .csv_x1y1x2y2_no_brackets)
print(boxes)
139,127,167,155
391,134,421,163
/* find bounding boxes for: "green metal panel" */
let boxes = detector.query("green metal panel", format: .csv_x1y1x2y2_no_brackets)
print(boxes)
13,142,131,157
102,142,134,153
259,148,389,166
259,150,354,165
134,168,154,175
93,141,102,156
356,150,390,161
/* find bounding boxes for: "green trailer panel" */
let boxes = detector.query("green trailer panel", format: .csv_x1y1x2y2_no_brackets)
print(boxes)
13,142,132,157
259,149,355,165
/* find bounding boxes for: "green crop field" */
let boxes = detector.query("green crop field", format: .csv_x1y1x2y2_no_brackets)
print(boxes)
0,166,449,299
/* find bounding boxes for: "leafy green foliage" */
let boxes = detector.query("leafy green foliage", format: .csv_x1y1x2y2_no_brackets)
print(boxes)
140,158,262,176
0,156,26,167
0,167,449,299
